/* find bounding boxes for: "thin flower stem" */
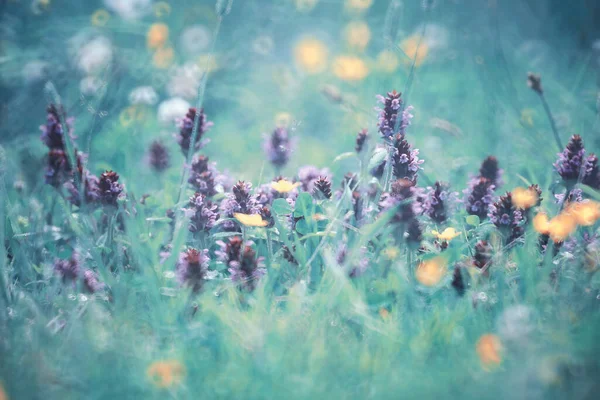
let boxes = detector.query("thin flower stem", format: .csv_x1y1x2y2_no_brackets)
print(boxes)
538,93,563,151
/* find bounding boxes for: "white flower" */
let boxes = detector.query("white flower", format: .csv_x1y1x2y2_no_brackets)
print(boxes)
180,25,212,57
157,97,190,126
104,0,152,20
129,86,158,105
72,35,113,75
167,63,202,100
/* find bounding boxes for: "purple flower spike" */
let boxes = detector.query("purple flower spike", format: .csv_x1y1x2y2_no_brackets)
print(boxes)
176,248,210,293
264,127,293,169
554,135,586,184
391,134,423,183
423,181,455,224
464,177,495,220
148,140,170,172
97,170,124,207
40,104,75,151
176,108,213,156
216,237,265,291
188,155,218,197
489,193,524,245
186,192,219,233
479,156,503,189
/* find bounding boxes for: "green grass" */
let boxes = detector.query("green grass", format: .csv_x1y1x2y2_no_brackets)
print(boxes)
1,0,600,399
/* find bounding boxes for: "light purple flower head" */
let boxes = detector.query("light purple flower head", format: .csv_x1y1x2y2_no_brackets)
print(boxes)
176,107,213,156
40,104,75,150
464,177,495,220
554,135,585,184
186,192,219,233
264,127,294,168
219,181,259,230
176,248,210,293
392,134,423,183
297,165,331,192
216,237,265,291
376,91,413,138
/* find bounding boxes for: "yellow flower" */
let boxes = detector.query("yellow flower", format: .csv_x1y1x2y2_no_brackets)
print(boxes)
512,186,539,209
153,1,171,18
567,201,600,226
376,50,399,73
476,334,502,368
520,108,536,127
91,9,110,27
343,21,371,52
271,179,301,193
234,213,268,227
431,227,460,242
153,46,175,69
0,382,7,400
274,112,293,128
147,23,169,50
345,0,373,12
295,0,318,12
533,212,550,234
332,56,369,81
196,54,220,73
147,360,186,388
548,213,577,243
294,38,329,74
415,256,447,287
400,34,429,67
382,246,400,260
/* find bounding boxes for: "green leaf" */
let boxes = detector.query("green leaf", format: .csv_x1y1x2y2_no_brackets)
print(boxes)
368,147,387,171
272,198,293,215
295,218,310,235
294,192,314,218
465,215,480,226
333,152,356,163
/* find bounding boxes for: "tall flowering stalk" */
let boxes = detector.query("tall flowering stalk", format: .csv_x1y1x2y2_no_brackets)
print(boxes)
188,155,218,197
220,181,259,231
391,133,423,184
527,72,563,151
423,182,455,224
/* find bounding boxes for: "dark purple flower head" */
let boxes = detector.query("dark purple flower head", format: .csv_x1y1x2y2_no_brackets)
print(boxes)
176,248,210,293
66,171,100,207
54,254,80,283
582,153,600,190
186,192,219,233
527,72,543,95
176,108,213,156
216,236,265,291
188,155,218,197
376,91,413,138
451,265,466,296
259,206,275,228
40,104,74,150
313,176,332,200
297,165,331,192
392,134,423,183
83,270,105,294
148,140,170,172
220,181,259,230
335,243,369,278
355,129,369,153
423,181,456,224
406,218,423,246
97,170,124,207
352,190,364,224
479,156,503,189
473,240,492,272
264,127,293,168
379,179,421,224
464,177,495,220
554,135,586,184
489,193,524,244
45,149,71,187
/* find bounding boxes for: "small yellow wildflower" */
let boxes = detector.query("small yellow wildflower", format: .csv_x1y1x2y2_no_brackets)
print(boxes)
147,360,186,388
344,21,371,52
567,201,600,226
415,256,447,287
295,0,318,12
345,0,373,12
548,213,577,243
512,186,539,209
234,213,268,227
90,9,110,27
274,112,293,128
431,227,460,242
271,179,301,193
476,334,502,368
332,56,369,81
533,212,550,234
153,46,175,69
376,50,399,73
382,246,400,260
400,34,429,67
147,23,169,50
153,2,171,18
520,109,535,127
294,38,328,74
